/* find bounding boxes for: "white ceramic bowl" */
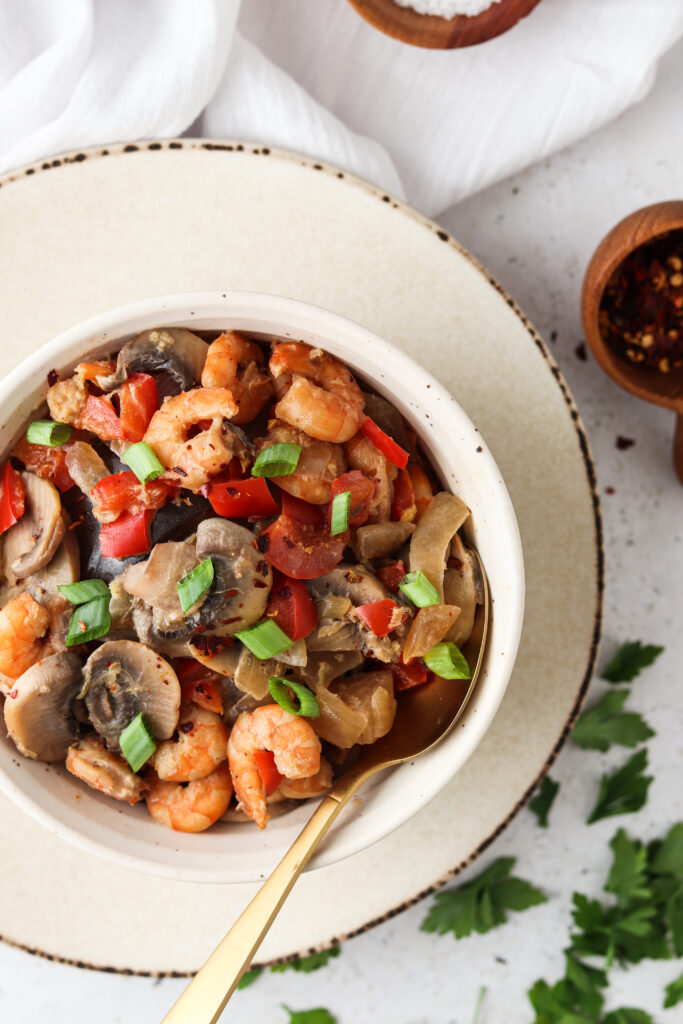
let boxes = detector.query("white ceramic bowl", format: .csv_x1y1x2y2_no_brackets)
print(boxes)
0,292,524,883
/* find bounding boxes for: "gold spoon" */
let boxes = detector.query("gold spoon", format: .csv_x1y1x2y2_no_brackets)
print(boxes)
162,551,489,1024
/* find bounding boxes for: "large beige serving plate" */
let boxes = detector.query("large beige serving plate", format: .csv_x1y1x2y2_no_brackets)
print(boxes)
0,291,523,883
0,141,601,971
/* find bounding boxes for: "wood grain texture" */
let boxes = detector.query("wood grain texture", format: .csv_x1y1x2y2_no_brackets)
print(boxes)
580,200,683,480
346,0,543,49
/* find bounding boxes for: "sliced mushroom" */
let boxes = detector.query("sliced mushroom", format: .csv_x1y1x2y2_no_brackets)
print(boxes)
353,521,415,561
2,472,65,585
332,669,396,745
308,564,408,662
4,651,83,761
132,600,192,657
195,519,272,636
296,650,363,689
0,526,79,609
83,640,180,749
96,328,208,393
122,541,200,620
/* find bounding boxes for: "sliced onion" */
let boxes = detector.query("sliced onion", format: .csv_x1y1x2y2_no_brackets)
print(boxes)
402,604,461,662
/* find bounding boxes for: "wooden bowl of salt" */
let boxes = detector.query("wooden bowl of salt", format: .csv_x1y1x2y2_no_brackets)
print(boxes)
346,0,544,49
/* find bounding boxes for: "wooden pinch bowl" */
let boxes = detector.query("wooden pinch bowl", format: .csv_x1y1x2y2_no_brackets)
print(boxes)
581,200,683,484
346,0,543,49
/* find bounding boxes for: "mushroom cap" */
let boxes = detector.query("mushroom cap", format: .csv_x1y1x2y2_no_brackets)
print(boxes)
83,640,180,748
122,541,200,620
4,650,83,762
96,328,208,394
2,472,65,584
0,526,79,610
195,519,272,636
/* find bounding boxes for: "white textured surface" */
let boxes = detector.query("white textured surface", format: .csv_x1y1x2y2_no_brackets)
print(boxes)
1,36,682,1024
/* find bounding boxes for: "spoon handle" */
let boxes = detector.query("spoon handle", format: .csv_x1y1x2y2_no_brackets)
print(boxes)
161,778,363,1024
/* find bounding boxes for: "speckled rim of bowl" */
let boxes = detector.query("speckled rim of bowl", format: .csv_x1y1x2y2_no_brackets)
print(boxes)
0,290,524,884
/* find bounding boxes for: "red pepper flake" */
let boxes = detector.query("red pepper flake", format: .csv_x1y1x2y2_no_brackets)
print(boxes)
574,342,588,362
8,688,17,699
47,369,59,386
179,721,194,734
600,230,683,372
78,619,87,633
616,436,636,451
606,486,616,495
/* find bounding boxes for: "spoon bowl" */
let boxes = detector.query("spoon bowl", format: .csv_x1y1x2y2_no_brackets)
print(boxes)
163,552,489,1024
581,200,683,480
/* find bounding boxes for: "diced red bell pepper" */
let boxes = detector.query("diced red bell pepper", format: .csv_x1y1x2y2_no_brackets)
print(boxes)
208,477,277,519
119,373,159,442
258,514,347,579
391,660,431,691
275,487,324,527
99,508,154,558
391,469,417,522
377,560,406,594
11,438,74,492
79,395,125,441
266,570,318,640
176,659,225,715
254,749,283,797
0,462,25,535
92,471,174,517
328,470,374,528
360,416,409,470
355,598,405,637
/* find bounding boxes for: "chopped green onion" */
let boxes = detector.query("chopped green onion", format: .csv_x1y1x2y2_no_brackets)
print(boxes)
177,558,214,616
119,712,156,773
236,619,293,659
121,441,164,483
251,443,301,478
329,490,351,536
424,641,470,680
268,677,320,718
398,570,440,608
65,597,111,647
26,419,72,447
58,579,110,605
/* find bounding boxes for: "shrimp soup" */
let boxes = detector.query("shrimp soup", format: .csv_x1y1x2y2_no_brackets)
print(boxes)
0,328,484,833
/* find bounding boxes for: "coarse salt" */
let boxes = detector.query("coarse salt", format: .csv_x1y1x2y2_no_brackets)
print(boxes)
393,0,501,18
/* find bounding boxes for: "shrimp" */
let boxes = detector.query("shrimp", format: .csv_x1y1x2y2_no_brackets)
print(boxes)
153,703,228,782
257,420,345,504
46,360,117,427
145,762,233,832
66,735,148,805
143,387,243,491
345,433,397,523
278,757,333,799
201,332,273,425
227,704,321,829
0,593,52,679
269,342,365,444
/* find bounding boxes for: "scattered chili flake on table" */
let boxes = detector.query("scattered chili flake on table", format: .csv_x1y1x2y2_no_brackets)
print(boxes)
599,229,683,372
616,436,636,451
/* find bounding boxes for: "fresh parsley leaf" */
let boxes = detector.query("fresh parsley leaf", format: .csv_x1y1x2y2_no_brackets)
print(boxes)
237,967,262,990
529,776,560,827
421,857,546,939
664,970,683,1008
572,690,655,752
283,1008,337,1024
605,830,651,906
271,947,340,973
588,750,653,824
649,823,683,878
602,1010,653,1024
666,883,683,956
601,642,663,683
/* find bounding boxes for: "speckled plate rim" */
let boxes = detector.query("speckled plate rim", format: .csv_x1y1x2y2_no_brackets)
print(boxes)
0,138,603,974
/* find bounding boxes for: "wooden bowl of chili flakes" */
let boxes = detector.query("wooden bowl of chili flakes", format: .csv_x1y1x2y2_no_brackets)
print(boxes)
581,200,683,483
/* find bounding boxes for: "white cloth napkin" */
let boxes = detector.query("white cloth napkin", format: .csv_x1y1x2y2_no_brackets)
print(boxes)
1,0,682,215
